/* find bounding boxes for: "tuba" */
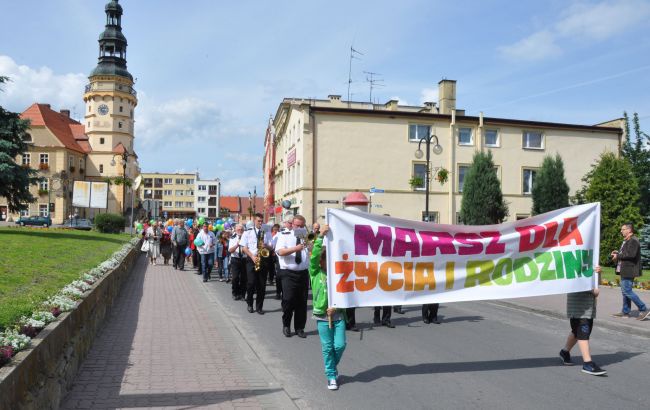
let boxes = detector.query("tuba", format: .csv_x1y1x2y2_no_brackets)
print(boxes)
255,230,270,271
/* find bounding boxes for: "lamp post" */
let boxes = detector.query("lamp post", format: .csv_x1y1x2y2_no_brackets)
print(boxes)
414,134,443,222
248,186,257,219
111,151,136,215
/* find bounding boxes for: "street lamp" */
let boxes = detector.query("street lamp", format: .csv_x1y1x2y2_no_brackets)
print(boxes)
414,134,443,222
248,186,257,219
111,151,136,215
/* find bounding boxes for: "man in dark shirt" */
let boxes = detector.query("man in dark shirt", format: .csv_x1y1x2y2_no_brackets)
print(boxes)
611,223,648,320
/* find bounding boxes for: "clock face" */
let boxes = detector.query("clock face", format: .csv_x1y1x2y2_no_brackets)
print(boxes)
97,104,109,115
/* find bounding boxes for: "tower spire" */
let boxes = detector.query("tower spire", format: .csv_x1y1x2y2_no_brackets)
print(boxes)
90,0,132,80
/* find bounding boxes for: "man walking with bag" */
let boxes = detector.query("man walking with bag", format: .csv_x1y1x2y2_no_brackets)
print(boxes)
172,220,189,270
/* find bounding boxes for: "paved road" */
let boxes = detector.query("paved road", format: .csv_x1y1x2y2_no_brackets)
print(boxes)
203,273,650,410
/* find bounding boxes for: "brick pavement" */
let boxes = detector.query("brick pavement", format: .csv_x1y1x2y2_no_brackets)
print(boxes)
60,255,296,410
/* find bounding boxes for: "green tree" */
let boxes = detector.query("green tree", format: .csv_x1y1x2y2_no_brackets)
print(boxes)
583,152,644,265
0,77,41,212
640,224,650,269
460,150,508,224
531,154,570,215
621,112,650,218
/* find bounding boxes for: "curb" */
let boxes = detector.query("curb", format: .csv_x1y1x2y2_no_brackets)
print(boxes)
487,300,650,339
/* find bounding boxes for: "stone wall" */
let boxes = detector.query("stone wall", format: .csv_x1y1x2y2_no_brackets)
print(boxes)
0,242,142,410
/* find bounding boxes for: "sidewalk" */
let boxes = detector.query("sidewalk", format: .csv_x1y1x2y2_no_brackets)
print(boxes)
60,255,296,410
490,286,650,338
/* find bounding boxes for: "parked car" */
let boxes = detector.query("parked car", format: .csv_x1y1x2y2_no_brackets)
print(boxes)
15,215,52,227
63,218,93,231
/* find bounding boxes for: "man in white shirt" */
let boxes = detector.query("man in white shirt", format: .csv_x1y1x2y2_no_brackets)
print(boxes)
242,213,272,314
275,214,309,338
228,224,247,300
196,222,216,282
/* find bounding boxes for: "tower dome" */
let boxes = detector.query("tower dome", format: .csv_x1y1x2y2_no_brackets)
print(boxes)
90,0,132,81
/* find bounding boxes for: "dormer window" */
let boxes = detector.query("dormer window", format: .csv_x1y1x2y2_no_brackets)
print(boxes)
22,133,33,143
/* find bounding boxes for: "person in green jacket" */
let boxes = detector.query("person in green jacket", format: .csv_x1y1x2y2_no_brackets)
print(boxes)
310,224,346,391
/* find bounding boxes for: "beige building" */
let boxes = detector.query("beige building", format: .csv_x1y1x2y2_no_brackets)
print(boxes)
139,172,198,219
264,79,622,225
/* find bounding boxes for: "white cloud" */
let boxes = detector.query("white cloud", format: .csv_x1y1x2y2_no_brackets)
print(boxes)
420,87,438,104
222,176,264,196
498,0,650,62
390,96,410,106
0,55,87,115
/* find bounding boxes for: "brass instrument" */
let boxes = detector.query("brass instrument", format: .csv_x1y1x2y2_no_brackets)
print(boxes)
255,230,270,271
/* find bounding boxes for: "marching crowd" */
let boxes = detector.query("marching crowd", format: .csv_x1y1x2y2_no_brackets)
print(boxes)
137,214,649,388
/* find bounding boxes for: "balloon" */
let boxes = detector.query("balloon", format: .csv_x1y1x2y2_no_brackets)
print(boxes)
186,219,192,227
136,223,143,229
149,219,155,225
216,219,223,224
208,224,213,231
167,226,173,233
184,247,192,256
224,223,231,229
216,224,224,231
198,217,205,225
194,237,205,247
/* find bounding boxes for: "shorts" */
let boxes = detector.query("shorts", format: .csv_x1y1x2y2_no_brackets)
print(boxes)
569,318,593,340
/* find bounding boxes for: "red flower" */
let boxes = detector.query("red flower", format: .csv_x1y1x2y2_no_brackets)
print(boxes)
51,307,62,317
0,346,14,366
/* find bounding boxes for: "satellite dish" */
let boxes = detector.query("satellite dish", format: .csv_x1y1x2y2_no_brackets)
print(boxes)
133,175,142,190
281,200,292,209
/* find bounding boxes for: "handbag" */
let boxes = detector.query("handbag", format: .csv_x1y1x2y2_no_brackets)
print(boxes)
140,240,151,252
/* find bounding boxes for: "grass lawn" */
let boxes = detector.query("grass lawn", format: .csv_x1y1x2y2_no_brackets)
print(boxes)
0,227,131,330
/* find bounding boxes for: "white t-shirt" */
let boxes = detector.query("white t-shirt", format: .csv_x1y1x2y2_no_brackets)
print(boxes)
241,227,272,258
196,230,216,255
274,229,309,270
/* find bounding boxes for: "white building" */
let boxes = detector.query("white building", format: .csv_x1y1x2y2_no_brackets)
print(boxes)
195,179,221,219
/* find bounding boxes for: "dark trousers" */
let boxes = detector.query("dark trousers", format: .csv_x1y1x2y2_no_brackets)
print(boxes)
246,259,267,310
192,249,201,272
422,303,439,320
374,306,392,323
274,257,282,297
267,256,276,284
346,308,356,327
173,244,186,269
230,257,246,298
201,252,214,281
280,269,309,331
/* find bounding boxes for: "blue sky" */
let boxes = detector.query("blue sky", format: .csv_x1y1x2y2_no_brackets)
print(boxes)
1,0,649,195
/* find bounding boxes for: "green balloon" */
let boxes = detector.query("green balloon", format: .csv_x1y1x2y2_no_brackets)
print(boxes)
149,219,154,224
137,223,143,230
216,224,224,231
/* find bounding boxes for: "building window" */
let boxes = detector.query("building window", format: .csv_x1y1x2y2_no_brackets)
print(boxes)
186,178,194,184
523,131,544,149
208,185,217,195
208,208,217,217
39,204,48,217
422,211,438,223
458,165,469,192
20,208,29,217
198,207,206,213
408,124,430,142
485,129,499,147
100,137,105,144
39,153,49,165
99,164,104,173
39,180,49,191
164,178,172,184
175,190,184,196
175,201,183,207
523,169,537,195
79,158,83,169
186,190,194,196
458,127,473,145
68,156,74,168
144,189,152,199
163,189,172,195
118,121,123,129
154,190,163,200
119,106,123,113
163,201,172,208
198,196,206,202
185,201,193,208
198,185,206,191
208,197,217,206
516,214,530,220
154,178,163,188
23,133,33,143
175,179,184,184
22,153,31,165
144,178,153,188
412,163,426,190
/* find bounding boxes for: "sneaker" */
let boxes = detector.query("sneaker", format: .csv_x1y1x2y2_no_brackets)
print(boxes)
611,312,630,318
637,310,650,321
327,378,338,390
559,349,574,366
581,362,607,376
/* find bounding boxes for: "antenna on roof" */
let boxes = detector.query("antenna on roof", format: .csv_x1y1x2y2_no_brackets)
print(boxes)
363,71,385,104
347,46,363,108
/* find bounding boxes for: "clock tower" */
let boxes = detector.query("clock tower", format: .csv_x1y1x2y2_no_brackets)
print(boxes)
83,0,139,215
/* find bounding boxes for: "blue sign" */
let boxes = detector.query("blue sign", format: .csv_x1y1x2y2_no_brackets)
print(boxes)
369,187,385,193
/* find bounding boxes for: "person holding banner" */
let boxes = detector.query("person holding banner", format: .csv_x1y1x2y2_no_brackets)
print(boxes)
560,266,607,376
422,304,440,325
309,224,346,391
275,214,310,338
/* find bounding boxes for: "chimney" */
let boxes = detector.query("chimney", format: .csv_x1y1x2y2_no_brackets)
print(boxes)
60,109,70,117
438,79,456,115
423,102,438,113
384,99,399,111
328,95,342,105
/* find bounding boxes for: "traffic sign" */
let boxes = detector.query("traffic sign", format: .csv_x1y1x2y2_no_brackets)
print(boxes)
369,187,385,193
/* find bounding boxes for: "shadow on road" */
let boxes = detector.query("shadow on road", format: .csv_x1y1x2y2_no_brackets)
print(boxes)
342,351,643,384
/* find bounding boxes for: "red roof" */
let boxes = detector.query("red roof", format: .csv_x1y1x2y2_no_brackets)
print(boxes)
21,104,87,154
220,196,264,214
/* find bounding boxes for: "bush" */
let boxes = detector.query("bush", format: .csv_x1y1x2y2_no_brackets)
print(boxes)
460,150,508,225
94,213,126,233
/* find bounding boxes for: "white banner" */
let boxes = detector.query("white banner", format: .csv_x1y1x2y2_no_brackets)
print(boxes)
326,203,600,308
72,181,90,207
90,182,109,209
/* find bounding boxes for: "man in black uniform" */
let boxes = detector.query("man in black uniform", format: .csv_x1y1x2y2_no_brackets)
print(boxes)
228,224,247,300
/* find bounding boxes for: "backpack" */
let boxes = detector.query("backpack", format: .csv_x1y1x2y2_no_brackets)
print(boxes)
175,227,188,245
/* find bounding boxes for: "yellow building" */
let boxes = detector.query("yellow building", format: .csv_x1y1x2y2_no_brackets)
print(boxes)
139,172,198,219
0,0,139,224
265,79,623,224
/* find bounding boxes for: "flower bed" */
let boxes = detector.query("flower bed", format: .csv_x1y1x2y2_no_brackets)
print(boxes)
0,237,140,369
